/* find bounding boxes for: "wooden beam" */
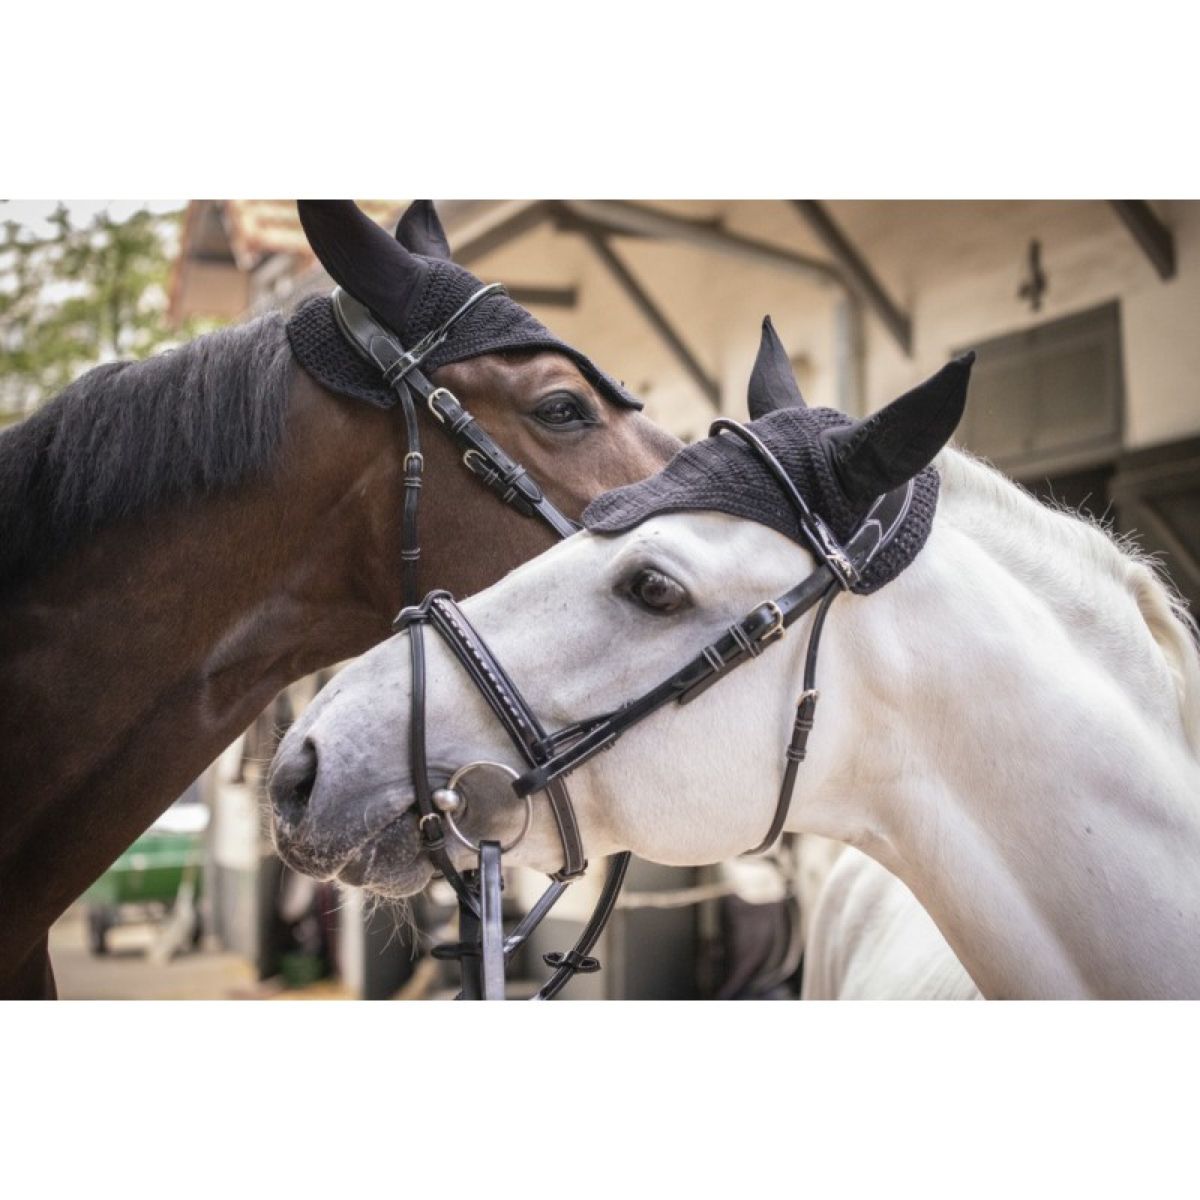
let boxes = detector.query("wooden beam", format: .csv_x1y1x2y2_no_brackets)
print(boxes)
789,200,912,357
505,285,578,309
578,230,720,410
451,200,555,267
1109,200,1176,280
558,200,842,287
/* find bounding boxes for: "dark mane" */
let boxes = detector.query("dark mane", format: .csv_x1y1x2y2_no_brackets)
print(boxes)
0,314,294,588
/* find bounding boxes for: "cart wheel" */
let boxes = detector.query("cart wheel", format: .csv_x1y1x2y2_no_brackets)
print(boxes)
190,910,204,950
87,907,113,956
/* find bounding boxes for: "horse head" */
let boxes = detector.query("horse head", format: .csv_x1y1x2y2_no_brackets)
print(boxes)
288,199,678,615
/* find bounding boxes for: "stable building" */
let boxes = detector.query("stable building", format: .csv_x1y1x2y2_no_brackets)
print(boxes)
174,199,1198,610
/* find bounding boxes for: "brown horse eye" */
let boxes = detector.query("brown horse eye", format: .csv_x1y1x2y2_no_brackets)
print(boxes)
535,393,593,428
628,568,689,614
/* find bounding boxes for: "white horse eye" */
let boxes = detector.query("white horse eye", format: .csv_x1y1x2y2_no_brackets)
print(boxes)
625,567,690,614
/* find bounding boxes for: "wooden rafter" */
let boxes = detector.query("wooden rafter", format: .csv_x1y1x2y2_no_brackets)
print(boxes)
789,200,912,357
576,229,720,410
1109,200,1176,280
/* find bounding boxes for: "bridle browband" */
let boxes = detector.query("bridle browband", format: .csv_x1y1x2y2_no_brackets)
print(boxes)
334,279,913,1000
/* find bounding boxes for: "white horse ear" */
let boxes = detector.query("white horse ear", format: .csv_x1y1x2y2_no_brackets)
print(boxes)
748,316,807,420
825,352,975,505
395,200,453,261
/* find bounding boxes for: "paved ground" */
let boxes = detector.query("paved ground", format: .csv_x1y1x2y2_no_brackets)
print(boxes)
49,906,350,1000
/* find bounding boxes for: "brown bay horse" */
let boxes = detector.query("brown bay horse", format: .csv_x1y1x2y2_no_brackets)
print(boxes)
0,200,679,998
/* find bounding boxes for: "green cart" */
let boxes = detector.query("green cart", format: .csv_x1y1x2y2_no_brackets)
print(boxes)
83,792,208,955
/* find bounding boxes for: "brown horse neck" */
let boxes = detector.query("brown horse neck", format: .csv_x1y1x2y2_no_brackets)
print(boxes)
0,372,414,981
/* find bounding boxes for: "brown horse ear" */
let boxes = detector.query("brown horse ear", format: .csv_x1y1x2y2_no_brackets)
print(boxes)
395,200,452,261
297,200,428,333
823,352,974,505
748,316,807,420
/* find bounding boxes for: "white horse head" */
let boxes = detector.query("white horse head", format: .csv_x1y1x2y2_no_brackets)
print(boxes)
271,321,1200,999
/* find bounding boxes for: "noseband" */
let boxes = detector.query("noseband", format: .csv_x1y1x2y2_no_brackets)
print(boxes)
335,281,912,1000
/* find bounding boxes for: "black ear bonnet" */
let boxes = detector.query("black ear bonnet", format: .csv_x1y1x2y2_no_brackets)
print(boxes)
287,254,641,413
582,406,939,594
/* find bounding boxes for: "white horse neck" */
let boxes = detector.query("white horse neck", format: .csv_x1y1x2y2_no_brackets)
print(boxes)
806,450,1200,999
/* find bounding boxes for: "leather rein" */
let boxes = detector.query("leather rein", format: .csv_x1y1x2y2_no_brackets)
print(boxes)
332,281,913,1000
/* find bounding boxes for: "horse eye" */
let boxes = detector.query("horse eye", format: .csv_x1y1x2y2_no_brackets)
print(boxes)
626,568,689,615
535,393,593,428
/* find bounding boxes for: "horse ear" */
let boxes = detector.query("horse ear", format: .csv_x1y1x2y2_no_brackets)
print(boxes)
748,316,807,420
395,200,453,261
824,352,975,505
297,200,427,333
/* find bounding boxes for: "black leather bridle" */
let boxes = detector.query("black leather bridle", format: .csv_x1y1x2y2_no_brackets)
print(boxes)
332,282,620,999
333,280,913,1000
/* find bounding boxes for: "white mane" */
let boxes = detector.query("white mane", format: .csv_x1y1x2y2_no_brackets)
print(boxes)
936,446,1200,755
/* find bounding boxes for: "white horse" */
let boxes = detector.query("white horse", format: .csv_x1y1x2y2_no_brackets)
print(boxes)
799,842,981,999
269,352,1200,999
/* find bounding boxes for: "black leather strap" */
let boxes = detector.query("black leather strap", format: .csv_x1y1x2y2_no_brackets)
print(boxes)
535,852,630,1000
427,388,578,540
744,586,836,854
405,592,478,915
396,592,589,881
332,286,578,543
395,382,424,607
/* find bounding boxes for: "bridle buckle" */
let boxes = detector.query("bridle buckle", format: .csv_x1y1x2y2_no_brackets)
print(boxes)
760,600,785,645
427,387,453,425
462,447,488,475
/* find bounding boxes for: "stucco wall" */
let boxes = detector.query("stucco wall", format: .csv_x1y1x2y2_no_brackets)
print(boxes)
854,200,1200,450
472,200,1199,452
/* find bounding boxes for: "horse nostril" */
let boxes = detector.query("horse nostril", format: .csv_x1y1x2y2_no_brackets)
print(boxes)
271,738,319,829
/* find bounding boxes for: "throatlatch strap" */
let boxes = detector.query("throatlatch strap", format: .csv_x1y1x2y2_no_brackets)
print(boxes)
397,381,424,607
744,586,836,855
